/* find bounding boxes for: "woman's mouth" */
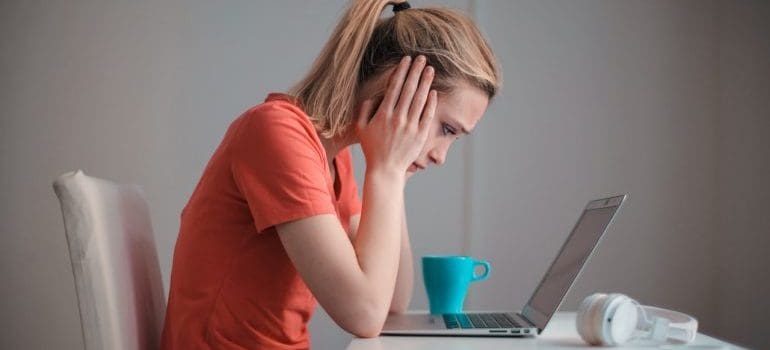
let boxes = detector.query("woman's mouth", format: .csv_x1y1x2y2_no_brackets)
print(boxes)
408,163,426,172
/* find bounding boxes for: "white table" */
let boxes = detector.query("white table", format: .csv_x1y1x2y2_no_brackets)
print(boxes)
347,312,744,350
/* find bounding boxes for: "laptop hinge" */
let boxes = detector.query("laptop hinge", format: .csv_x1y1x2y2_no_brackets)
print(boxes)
514,313,537,328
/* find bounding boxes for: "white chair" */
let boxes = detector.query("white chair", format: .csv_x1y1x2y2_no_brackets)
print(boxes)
53,170,166,350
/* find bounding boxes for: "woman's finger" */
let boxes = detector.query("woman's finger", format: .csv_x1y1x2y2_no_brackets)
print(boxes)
394,55,427,121
377,56,412,117
408,65,434,127
356,98,375,131
418,90,438,135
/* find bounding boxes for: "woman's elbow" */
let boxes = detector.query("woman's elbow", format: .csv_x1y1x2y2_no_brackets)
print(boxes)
349,325,382,339
338,303,388,338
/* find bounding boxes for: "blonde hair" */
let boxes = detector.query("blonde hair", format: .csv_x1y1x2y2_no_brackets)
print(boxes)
288,0,502,138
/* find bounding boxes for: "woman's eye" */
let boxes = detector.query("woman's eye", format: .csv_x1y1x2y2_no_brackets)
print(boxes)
442,123,457,136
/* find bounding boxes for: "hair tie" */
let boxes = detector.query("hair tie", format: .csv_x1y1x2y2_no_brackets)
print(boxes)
392,1,411,13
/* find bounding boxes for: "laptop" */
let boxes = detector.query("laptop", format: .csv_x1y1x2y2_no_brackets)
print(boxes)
381,194,627,337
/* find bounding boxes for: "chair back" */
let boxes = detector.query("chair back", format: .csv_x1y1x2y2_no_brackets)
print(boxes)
53,170,166,350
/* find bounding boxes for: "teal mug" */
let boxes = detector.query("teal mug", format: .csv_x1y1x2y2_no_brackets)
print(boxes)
422,255,491,314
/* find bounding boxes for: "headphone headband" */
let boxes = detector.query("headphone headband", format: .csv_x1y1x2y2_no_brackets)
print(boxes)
577,293,698,346
642,306,698,343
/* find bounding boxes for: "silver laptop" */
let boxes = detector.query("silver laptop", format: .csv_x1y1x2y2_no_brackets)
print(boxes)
381,194,627,337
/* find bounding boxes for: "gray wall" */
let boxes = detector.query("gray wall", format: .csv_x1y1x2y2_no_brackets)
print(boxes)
470,0,721,327
716,1,770,350
1,1,767,349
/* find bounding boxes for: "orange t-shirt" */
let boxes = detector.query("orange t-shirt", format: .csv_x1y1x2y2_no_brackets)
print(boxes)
161,93,362,349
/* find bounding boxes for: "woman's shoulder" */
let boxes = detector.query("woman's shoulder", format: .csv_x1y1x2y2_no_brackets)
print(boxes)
227,92,318,140
237,92,310,127
225,92,323,154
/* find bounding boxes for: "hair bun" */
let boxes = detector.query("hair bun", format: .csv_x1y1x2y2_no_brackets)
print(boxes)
392,2,411,13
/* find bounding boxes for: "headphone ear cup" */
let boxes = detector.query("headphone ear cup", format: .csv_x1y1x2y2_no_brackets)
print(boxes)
576,293,606,345
591,294,616,345
576,295,592,344
604,296,639,345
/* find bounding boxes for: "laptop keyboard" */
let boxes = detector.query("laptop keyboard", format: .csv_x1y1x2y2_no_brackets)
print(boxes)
442,313,522,329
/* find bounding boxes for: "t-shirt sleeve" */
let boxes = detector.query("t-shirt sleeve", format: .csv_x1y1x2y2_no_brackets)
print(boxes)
229,103,336,233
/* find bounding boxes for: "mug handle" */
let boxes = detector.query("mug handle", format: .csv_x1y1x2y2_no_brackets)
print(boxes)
470,260,491,282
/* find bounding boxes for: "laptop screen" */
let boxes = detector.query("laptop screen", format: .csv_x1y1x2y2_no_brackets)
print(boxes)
522,196,624,330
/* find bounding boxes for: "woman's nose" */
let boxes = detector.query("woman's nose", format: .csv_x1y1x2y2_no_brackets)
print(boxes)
428,147,447,166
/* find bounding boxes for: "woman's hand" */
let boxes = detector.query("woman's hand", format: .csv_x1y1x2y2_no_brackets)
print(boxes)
356,55,437,178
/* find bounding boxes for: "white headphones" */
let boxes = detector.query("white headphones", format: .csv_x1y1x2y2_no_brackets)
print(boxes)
576,293,699,346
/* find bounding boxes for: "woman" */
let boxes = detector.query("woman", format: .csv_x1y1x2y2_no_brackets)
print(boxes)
161,0,501,348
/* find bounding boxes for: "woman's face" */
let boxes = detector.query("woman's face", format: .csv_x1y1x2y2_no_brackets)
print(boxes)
406,81,489,174
356,72,489,175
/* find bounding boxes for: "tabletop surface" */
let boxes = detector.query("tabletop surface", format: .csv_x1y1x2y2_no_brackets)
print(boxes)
347,312,744,350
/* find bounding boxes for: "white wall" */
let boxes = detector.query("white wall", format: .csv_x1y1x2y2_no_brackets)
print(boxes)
716,1,770,349
469,0,720,330
0,1,468,349
0,1,345,348
1,0,767,349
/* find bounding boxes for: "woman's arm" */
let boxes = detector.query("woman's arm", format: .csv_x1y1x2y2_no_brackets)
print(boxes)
348,204,414,314
277,170,404,338
390,205,414,313
277,55,435,338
